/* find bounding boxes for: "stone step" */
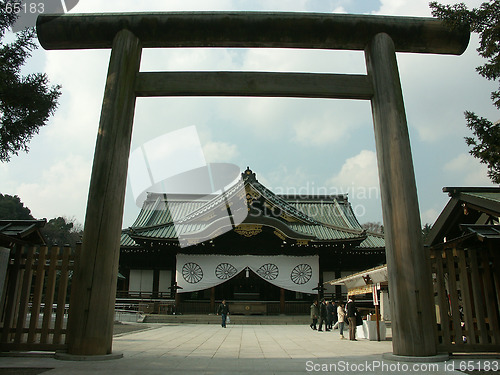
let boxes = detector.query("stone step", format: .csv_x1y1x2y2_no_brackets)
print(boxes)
143,314,311,325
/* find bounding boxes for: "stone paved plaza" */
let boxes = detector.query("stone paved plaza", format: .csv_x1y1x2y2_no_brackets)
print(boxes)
1,324,497,374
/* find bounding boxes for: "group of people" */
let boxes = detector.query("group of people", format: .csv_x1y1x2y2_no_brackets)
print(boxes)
310,297,358,341
217,297,359,339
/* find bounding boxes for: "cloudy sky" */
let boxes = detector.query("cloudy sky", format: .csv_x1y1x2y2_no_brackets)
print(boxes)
1,0,498,230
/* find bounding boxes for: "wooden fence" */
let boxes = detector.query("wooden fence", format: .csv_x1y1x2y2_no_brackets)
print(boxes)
430,243,500,353
0,244,79,352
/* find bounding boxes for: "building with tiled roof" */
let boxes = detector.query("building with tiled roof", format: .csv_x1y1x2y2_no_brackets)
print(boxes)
0,219,47,247
119,167,385,314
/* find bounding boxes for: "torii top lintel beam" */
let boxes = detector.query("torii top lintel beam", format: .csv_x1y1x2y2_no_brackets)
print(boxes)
36,12,469,54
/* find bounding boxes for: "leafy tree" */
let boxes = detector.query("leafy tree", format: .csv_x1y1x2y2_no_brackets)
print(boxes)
422,223,433,243
0,0,61,162
430,0,500,183
0,193,34,219
42,216,83,247
362,221,384,234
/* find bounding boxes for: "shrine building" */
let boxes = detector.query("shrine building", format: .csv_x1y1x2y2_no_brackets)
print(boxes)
119,167,385,314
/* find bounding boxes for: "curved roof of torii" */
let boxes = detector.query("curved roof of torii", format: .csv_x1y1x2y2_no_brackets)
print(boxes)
121,167,385,250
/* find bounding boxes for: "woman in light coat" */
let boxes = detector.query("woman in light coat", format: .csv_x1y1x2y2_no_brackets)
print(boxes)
310,300,319,330
337,302,346,339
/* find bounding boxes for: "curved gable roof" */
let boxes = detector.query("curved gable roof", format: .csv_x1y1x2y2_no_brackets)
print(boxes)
123,168,370,246
427,187,500,246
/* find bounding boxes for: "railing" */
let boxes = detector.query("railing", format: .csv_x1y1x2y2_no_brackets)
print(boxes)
116,291,172,299
177,301,212,315
0,244,78,352
174,301,310,315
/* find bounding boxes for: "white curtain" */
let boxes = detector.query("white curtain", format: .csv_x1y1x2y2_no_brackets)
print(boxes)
176,254,319,294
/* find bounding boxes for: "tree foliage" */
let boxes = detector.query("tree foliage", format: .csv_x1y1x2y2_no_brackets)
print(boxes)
42,216,83,247
464,111,500,183
0,0,61,162
430,0,500,183
0,193,34,219
430,0,499,108
0,194,83,246
362,221,384,234
422,223,433,243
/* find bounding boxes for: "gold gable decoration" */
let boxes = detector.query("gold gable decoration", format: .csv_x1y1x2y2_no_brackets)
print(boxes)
281,212,298,222
245,187,261,211
274,230,286,240
234,224,262,237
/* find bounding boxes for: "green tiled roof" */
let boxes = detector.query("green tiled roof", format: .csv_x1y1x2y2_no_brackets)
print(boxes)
285,197,363,230
130,221,364,242
462,191,500,205
120,231,140,248
121,168,385,249
131,196,208,228
357,231,385,249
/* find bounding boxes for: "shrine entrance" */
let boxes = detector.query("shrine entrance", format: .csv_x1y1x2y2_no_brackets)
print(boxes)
33,11,469,357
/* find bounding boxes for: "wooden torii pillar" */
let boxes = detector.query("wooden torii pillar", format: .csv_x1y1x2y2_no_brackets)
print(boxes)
37,12,469,357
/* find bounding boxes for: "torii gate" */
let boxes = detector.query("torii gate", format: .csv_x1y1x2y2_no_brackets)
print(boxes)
36,12,469,358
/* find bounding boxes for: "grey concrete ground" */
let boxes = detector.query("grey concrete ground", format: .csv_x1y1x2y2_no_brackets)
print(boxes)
1,324,499,374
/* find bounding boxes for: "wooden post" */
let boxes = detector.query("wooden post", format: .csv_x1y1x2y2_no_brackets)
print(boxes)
365,32,437,356
210,287,215,313
175,290,181,314
335,270,341,301
375,304,380,342
66,29,142,356
280,288,285,314
153,269,159,299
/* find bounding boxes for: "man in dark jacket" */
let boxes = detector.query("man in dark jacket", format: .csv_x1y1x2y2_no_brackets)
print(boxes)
326,300,334,330
318,299,330,332
217,299,230,328
346,297,357,340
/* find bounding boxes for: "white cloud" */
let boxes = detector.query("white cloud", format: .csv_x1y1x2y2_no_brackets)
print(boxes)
444,153,493,186
141,48,236,72
42,49,109,156
292,115,348,146
73,0,235,12
3,0,496,230
325,150,382,222
421,208,439,226
292,100,371,146
0,163,13,191
374,0,431,16
397,34,498,143
327,150,379,190
373,0,485,17
261,165,312,194
203,141,239,163
15,155,91,222
332,6,347,13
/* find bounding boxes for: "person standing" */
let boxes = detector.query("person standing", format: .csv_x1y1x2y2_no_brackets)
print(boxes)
346,297,357,340
337,302,346,339
318,299,330,332
331,300,338,328
326,300,334,330
310,300,319,330
217,299,230,328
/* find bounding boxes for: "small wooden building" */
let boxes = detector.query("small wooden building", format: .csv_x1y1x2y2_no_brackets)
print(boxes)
426,187,500,353
0,220,47,248
119,168,385,314
325,264,389,341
